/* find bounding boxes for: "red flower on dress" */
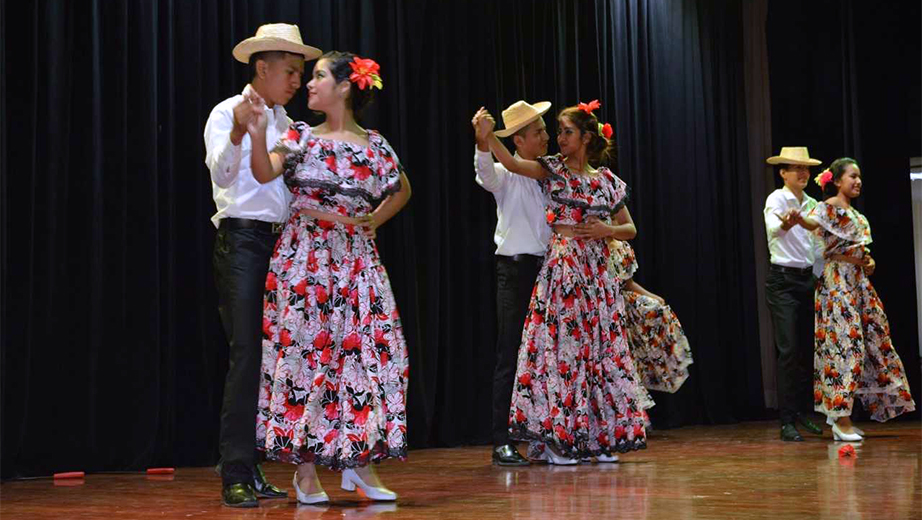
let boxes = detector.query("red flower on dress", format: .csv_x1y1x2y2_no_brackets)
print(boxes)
315,285,329,304
293,278,308,296
352,404,370,426
578,99,601,114
349,57,383,91
284,403,305,422
343,333,362,352
352,164,373,181
286,128,300,141
313,330,331,349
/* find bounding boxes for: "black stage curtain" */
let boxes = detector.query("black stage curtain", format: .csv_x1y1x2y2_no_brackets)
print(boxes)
4,0,911,479
766,0,922,419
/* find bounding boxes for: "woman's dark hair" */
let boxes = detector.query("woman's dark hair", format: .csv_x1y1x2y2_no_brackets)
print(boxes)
822,157,859,197
320,50,376,117
558,106,615,166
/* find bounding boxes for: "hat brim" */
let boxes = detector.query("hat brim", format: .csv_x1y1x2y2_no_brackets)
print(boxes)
495,101,552,137
233,37,323,63
766,156,821,166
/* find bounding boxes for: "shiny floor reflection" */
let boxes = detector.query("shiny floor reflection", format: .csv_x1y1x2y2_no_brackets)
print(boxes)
2,420,919,519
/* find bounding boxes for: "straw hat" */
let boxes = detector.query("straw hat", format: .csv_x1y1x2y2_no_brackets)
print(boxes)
232,23,322,63
495,100,552,138
765,147,821,166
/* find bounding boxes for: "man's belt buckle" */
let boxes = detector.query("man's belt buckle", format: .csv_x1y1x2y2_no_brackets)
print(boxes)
272,222,284,234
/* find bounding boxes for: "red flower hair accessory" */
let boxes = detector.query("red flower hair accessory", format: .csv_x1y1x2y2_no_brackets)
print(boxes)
349,57,383,90
578,99,601,114
814,169,833,188
598,122,613,140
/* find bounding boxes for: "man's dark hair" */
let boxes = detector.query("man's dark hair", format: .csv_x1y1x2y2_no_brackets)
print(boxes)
249,51,299,79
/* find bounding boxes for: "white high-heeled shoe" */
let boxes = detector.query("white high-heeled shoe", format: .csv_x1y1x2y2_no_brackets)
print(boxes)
596,454,620,463
292,471,329,505
831,422,863,442
545,448,578,466
341,468,397,501
827,416,864,437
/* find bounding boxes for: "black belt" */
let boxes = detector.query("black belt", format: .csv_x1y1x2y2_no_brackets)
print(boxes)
219,218,285,235
770,264,812,275
499,253,543,263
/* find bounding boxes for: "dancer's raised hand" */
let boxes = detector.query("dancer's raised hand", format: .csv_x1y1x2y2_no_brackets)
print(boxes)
231,97,260,144
245,95,269,137
475,108,496,139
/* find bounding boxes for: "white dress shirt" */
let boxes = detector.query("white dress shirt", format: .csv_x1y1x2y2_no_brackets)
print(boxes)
763,186,824,273
204,84,293,228
474,148,551,256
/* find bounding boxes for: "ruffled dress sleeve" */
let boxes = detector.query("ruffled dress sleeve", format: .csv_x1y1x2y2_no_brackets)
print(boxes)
367,131,405,201
809,202,872,245
537,154,565,181
603,168,630,215
272,121,310,174
607,238,639,283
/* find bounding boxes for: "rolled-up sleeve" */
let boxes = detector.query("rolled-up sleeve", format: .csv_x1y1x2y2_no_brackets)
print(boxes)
204,105,242,189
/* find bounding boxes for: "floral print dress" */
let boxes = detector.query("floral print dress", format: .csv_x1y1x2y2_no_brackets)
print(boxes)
607,239,693,394
810,202,914,421
509,155,651,458
257,122,409,469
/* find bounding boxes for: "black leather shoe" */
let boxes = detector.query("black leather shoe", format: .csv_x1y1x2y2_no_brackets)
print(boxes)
492,444,530,466
252,464,287,499
797,414,823,435
222,482,258,508
780,423,804,442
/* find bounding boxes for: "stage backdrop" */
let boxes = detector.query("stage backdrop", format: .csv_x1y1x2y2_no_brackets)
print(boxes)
2,0,918,479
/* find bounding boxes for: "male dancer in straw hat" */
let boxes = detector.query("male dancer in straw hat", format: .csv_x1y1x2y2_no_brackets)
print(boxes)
204,23,321,507
472,101,551,465
763,147,825,442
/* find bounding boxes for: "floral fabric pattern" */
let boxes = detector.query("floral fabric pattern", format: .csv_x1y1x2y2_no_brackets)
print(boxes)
509,155,650,458
257,123,408,469
811,202,914,421
608,240,693,394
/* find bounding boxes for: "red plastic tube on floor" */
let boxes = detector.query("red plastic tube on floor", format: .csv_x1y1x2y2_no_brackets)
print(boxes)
53,472,85,479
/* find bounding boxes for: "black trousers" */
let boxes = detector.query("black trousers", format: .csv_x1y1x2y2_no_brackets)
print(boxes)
764,265,816,425
493,254,543,447
213,223,278,484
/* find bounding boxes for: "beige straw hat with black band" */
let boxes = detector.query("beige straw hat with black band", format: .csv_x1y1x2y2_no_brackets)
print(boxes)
232,23,322,63
495,100,552,138
765,147,821,166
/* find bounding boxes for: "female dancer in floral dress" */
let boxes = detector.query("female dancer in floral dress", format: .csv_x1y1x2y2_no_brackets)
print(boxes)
249,51,411,502
478,100,651,464
607,239,693,396
798,158,914,441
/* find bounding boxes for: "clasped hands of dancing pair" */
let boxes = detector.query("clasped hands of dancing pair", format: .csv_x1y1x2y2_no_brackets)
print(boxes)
207,23,912,509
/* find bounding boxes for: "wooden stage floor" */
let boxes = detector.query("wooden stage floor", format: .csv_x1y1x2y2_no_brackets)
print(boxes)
2,419,919,519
